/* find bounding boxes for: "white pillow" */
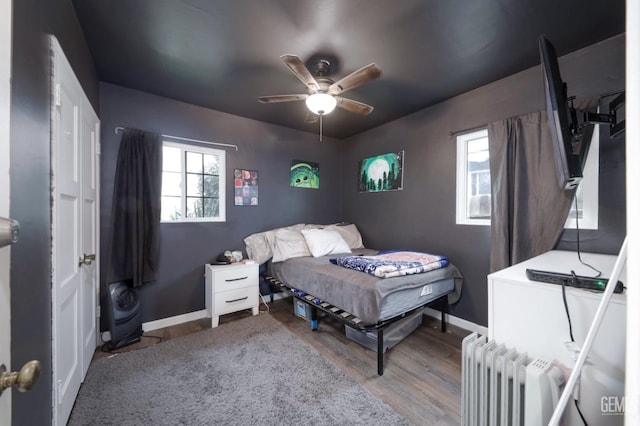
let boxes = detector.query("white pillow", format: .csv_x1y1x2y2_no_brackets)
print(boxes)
244,223,305,264
326,223,364,249
301,229,352,257
271,229,311,263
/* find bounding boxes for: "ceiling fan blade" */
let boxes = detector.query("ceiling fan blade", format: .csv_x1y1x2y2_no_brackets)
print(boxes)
257,94,308,103
335,97,374,115
304,111,319,123
280,54,319,91
328,63,382,96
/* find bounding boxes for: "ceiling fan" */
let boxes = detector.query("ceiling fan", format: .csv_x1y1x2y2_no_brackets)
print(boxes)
258,55,382,124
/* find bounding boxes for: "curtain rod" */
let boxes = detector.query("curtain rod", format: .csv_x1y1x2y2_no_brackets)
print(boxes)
114,127,239,151
448,124,488,137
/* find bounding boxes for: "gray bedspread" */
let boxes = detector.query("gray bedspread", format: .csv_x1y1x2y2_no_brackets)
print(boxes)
269,249,463,324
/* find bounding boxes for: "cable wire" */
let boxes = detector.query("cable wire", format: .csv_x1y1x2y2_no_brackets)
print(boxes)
561,278,575,343
575,399,588,425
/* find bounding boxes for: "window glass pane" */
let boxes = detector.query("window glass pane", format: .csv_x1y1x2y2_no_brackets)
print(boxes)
162,171,182,196
161,196,182,221
467,137,488,155
204,198,219,217
203,175,219,197
478,170,491,195
186,173,204,196
469,172,478,196
568,185,584,220
204,154,220,175
467,136,490,219
186,197,204,217
186,151,203,174
457,129,491,225
161,141,225,222
163,146,182,172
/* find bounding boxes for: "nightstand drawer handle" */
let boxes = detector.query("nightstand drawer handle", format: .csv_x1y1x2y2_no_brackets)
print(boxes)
225,296,249,303
225,276,248,282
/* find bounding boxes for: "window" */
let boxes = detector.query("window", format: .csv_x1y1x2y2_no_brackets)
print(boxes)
455,126,599,228
564,125,599,230
456,129,491,225
161,141,226,222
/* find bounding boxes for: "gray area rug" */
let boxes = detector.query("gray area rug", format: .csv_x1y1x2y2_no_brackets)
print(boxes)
68,313,409,425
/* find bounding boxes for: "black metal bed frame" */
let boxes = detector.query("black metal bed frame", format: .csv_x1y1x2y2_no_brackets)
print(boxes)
264,275,450,376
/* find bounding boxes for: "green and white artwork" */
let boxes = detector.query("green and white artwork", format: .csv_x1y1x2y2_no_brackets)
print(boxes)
358,151,404,192
290,160,320,189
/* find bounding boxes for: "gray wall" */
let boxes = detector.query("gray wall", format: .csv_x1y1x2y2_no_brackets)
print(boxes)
99,83,343,325
10,0,99,424
341,35,626,327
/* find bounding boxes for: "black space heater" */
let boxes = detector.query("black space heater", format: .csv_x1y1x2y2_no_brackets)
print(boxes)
106,281,143,350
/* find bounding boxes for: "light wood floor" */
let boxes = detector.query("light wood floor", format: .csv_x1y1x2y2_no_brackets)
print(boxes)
93,297,467,425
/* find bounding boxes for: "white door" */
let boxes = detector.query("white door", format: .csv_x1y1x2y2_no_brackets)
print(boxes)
51,37,100,425
0,0,12,423
80,99,99,377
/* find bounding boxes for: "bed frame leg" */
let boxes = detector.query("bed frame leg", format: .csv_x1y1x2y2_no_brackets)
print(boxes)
440,296,448,333
377,328,384,376
310,306,319,331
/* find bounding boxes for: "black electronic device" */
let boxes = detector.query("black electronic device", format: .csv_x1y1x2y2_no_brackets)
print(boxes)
538,34,625,191
526,268,624,294
213,253,232,265
106,281,143,350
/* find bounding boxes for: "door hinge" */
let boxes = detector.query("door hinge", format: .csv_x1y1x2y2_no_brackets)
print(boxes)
54,83,61,107
96,305,101,318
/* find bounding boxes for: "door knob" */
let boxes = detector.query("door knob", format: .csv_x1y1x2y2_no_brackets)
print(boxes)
78,253,96,267
0,360,41,396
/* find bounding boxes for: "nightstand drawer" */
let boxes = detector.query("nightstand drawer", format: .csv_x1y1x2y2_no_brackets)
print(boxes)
213,266,258,293
214,286,258,315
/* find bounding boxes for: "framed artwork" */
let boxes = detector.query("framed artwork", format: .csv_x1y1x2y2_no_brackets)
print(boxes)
358,151,404,192
290,160,320,189
234,169,259,205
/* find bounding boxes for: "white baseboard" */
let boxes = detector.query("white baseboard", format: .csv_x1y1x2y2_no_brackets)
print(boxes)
142,309,208,332
138,298,488,337
142,294,292,333
423,307,488,336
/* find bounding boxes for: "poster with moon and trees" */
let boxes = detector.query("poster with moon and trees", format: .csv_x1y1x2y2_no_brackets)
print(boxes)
358,151,404,192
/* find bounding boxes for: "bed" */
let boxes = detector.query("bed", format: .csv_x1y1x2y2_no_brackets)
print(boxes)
244,223,463,375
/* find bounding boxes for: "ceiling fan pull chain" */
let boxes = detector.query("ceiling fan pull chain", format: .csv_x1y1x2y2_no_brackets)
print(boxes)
319,114,323,142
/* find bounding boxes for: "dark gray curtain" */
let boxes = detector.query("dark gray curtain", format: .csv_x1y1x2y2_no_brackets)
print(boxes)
488,111,574,273
107,129,162,287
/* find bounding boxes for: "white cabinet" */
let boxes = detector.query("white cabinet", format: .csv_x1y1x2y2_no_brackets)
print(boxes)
205,262,259,328
488,250,626,425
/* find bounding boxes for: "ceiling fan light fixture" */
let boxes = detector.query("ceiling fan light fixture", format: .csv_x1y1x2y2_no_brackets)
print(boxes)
305,93,337,115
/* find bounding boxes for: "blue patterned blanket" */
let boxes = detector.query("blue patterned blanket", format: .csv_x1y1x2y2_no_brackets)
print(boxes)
329,250,449,279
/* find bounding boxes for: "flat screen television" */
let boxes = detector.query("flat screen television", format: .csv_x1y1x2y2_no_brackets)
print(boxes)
538,34,590,191
539,34,626,191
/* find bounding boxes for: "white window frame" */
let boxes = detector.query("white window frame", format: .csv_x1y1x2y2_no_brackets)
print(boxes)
161,141,226,223
456,128,491,226
564,125,599,230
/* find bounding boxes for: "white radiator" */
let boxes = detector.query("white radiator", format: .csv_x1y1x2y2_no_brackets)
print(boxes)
461,333,565,426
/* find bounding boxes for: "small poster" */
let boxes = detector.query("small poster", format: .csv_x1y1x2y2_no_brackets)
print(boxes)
290,160,320,189
234,169,259,205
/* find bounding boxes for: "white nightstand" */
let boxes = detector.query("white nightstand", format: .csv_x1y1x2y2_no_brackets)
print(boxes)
205,262,259,328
